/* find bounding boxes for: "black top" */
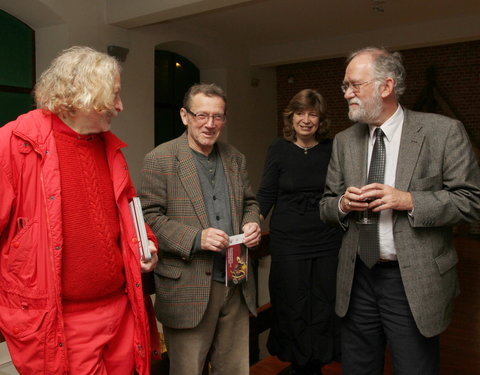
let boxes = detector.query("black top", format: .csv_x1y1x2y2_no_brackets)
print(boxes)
257,138,342,260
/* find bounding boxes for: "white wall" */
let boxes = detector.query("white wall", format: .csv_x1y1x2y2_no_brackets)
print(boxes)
1,0,278,186
0,342,11,367
110,19,278,189
0,0,277,367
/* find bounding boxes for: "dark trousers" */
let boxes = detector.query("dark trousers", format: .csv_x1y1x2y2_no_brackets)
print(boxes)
342,259,439,375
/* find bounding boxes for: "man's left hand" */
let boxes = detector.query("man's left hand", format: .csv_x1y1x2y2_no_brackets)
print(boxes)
242,222,261,248
140,240,158,273
360,183,413,212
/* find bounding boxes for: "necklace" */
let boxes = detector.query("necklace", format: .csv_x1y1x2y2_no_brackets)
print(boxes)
294,142,318,154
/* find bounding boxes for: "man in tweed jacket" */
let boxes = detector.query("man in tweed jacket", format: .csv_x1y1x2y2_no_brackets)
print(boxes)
139,83,261,375
320,47,480,374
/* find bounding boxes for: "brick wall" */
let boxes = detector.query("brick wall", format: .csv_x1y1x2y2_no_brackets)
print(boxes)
276,40,480,234
277,56,347,137
276,40,480,146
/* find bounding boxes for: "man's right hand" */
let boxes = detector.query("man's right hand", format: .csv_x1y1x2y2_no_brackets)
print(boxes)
340,186,369,213
201,228,229,252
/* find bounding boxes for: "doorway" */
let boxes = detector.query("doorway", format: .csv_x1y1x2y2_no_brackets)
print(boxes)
154,50,199,146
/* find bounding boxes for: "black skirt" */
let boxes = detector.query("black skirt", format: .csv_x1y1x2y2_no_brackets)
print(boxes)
267,255,341,366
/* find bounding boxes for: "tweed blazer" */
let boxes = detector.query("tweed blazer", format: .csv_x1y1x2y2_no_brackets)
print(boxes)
320,109,480,337
139,133,260,329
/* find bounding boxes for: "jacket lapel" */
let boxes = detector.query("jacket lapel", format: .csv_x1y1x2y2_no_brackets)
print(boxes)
350,123,369,187
395,109,424,192
176,133,210,229
218,144,240,233
394,109,424,225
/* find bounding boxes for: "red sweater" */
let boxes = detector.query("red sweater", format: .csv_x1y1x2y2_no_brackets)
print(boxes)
53,116,125,304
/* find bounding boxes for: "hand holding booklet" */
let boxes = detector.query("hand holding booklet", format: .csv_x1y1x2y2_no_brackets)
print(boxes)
129,197,152,261
225,234,248,286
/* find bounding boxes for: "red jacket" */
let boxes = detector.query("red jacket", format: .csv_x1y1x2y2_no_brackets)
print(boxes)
0,109,159,374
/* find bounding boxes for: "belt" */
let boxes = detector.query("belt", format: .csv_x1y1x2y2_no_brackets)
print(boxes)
356,256,399,268
375,259,399,268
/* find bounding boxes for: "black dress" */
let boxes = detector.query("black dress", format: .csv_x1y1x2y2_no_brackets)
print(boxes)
257,138,342,367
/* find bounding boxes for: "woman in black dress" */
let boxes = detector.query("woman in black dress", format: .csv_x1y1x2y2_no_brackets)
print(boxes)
257,89,342,375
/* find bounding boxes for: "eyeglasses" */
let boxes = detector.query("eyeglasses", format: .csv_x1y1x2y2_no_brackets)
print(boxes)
341,80,375,93
185,108,226,124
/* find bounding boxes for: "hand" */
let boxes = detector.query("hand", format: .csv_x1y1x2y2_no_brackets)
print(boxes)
242,222,261,248
140,240,158,273
201,228,229,252
359,183,413,212
340,186,369,213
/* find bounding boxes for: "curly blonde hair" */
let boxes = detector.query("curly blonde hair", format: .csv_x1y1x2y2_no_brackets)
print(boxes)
34,46,121,116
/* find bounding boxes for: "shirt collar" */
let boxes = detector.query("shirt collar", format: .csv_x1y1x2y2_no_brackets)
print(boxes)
368,105,404,143
190,144,218,160
52,113,98,141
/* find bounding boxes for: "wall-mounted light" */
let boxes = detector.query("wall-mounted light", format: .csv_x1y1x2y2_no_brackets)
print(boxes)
175,62,182,68
372,0,385,13
107,45,129,62
287,75,295,84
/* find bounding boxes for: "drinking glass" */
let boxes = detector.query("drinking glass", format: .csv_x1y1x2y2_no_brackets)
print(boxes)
356,198,377,224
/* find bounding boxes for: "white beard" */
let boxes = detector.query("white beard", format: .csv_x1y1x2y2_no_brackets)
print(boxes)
348,90,383,124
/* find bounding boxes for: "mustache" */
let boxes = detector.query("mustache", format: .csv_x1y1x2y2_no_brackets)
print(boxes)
348,98,362,105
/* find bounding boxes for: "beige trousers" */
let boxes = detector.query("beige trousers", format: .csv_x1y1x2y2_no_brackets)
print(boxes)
163,281,250,375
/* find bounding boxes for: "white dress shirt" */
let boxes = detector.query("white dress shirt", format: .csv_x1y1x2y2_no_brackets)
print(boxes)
367,105,404,260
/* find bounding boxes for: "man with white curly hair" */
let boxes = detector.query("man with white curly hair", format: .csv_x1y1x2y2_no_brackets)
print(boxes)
0,46,159,375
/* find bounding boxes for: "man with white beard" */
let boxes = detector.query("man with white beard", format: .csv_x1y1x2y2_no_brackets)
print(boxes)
319,47,480,375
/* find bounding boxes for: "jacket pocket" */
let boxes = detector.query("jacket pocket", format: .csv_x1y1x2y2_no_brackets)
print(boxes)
155,263,182,280
434,250,458,275
0,305,47,339
7,218,38,274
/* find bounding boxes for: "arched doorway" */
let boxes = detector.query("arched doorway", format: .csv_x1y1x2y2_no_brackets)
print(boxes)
154,49,199,146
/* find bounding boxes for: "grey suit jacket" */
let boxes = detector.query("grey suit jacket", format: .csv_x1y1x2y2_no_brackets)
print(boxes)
139,133,260,329
320,109,480,337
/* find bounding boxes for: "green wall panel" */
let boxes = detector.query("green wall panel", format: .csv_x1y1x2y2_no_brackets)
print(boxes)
0,91,34,127
0,10,34,88
0,9,35,127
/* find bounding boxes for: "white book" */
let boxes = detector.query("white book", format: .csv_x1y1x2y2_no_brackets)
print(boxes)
129,197,152,261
